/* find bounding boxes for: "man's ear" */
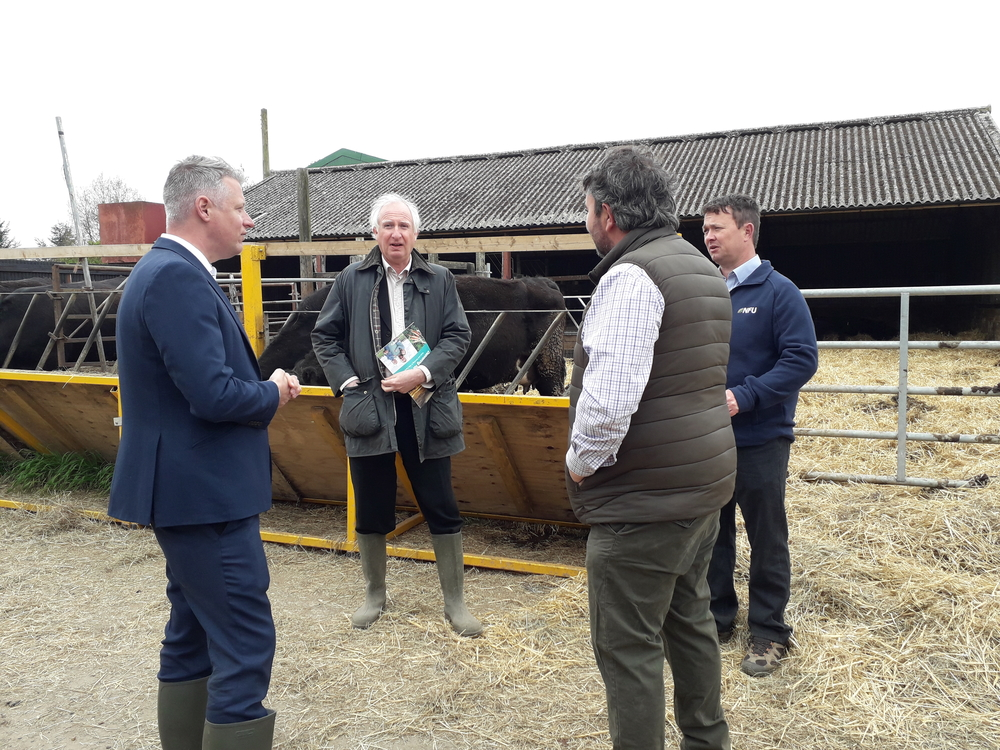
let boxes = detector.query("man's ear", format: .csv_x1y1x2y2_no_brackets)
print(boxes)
601,203,618,232
743,222,756,244
195,195,212,222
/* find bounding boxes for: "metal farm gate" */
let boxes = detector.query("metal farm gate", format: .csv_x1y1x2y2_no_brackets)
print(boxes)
796,284,1000,489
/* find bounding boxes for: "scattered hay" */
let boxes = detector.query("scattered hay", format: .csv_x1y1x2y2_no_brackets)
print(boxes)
794,348,1000,481
2,348,999,748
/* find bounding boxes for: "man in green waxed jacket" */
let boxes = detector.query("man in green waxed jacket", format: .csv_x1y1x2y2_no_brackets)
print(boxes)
311,192,482,637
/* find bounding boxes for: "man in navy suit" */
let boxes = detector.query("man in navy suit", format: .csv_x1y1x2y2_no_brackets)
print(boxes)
109,155,300,750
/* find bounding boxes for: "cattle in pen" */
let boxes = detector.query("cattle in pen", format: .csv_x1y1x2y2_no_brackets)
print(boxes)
259,275,568,397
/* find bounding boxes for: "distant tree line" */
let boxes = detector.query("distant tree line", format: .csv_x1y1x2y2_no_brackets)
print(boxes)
0,218,16,249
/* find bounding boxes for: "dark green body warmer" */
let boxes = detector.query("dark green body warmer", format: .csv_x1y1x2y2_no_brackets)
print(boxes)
567,227,737,524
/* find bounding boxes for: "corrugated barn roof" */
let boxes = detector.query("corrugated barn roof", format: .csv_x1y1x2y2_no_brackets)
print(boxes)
245,107,1000,242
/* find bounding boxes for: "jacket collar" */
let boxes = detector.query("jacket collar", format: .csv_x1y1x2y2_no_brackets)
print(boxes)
357,245,435,275
158,234,216,277
152,236,228,287
588,225,677,285
152,235,206,272
734,259,774,288
150,237,252,348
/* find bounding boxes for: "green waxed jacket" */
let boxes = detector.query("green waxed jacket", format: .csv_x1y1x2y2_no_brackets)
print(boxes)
311,247,472,461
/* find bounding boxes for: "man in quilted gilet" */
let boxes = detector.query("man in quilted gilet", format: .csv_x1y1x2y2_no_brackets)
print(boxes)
567,146,736,750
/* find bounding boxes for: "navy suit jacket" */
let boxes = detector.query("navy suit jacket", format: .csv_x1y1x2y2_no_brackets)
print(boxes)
109,237,279,527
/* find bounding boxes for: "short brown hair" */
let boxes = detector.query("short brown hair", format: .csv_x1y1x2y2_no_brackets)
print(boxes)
702,194,761,248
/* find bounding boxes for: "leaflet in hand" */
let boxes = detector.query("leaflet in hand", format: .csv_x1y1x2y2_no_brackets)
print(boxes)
376,323,432,406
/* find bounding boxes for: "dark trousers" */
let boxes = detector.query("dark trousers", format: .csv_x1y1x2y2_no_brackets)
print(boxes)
708,438,792,644
154,515,275,724
349,391,462,536
587,514,730,750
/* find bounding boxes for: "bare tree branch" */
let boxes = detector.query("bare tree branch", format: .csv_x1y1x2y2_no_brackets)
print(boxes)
0,218,17,249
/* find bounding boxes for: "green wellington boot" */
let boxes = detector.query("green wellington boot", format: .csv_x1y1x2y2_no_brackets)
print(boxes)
157,676,209,750
202,708,276,750
351,533,387,628
432,532,483,637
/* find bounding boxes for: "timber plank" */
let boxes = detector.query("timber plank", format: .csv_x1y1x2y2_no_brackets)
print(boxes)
0,380,120,458
0,374,577,523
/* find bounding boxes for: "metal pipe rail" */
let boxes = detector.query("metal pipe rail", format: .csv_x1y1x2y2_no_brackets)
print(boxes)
801,284,1000,298
797,284,1000,488
818,341,1000,350
504,311,568,396
801,473,981,490
803,384,1000,396
797,429,1000,444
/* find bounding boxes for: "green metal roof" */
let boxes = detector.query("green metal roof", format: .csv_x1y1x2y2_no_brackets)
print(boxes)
308,148,385,168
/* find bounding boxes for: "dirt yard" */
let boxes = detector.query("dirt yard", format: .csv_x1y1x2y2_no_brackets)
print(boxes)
2,348,999,749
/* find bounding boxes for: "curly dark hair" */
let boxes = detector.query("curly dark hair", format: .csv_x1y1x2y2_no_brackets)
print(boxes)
581,146,679,232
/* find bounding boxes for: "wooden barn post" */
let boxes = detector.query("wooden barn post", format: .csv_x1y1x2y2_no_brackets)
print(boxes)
297,168,315,298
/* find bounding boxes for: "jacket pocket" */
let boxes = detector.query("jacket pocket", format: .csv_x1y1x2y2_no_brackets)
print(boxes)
339,381,380,437
427,381,463,438
191,423,237,449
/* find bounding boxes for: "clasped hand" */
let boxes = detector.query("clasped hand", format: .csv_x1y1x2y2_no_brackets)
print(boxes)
269,368,302,407
725,389,740,417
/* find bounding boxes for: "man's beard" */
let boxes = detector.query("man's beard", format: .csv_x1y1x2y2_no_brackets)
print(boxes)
591,229,614,257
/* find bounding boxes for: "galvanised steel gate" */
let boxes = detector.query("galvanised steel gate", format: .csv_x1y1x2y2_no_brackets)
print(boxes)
796,284,1000,489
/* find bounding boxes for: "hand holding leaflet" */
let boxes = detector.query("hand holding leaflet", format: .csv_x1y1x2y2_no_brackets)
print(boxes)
376,323,432,406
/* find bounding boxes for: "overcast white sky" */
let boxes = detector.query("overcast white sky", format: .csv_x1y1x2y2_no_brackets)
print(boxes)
2,0,998,248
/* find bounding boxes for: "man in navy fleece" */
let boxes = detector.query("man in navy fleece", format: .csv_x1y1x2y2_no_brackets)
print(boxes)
702,194,818,677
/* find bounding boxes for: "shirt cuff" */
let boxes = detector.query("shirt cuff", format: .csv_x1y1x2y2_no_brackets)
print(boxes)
417,365,434,388
340,376,360,391
565,446,594,480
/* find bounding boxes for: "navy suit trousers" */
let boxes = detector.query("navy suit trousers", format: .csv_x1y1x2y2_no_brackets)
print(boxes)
154,516,275,724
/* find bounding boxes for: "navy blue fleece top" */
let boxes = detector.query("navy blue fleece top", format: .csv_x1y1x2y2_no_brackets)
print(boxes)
728,260,818,447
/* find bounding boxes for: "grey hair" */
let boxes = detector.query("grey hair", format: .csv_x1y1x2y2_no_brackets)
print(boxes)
581,146,679,232
701,194,762,248
163,155,243,225
369,193,421,235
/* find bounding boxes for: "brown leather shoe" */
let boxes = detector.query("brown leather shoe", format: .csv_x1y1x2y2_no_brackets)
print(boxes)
741,636,788,676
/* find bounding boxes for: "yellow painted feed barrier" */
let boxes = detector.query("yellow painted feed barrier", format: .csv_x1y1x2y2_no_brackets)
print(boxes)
0,370,583,577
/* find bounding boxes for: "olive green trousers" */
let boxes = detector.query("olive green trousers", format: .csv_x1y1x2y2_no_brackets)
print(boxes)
586,512,731,750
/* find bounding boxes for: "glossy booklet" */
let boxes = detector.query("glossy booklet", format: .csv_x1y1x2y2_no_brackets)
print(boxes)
376,323,432,406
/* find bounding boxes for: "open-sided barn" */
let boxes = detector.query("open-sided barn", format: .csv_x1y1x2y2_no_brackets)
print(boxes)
1,107,998,581
244,105,1000,335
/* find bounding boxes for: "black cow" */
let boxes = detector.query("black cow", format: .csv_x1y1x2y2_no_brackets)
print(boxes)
0,277,51,294
0,278,126,370
259,275,568,396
